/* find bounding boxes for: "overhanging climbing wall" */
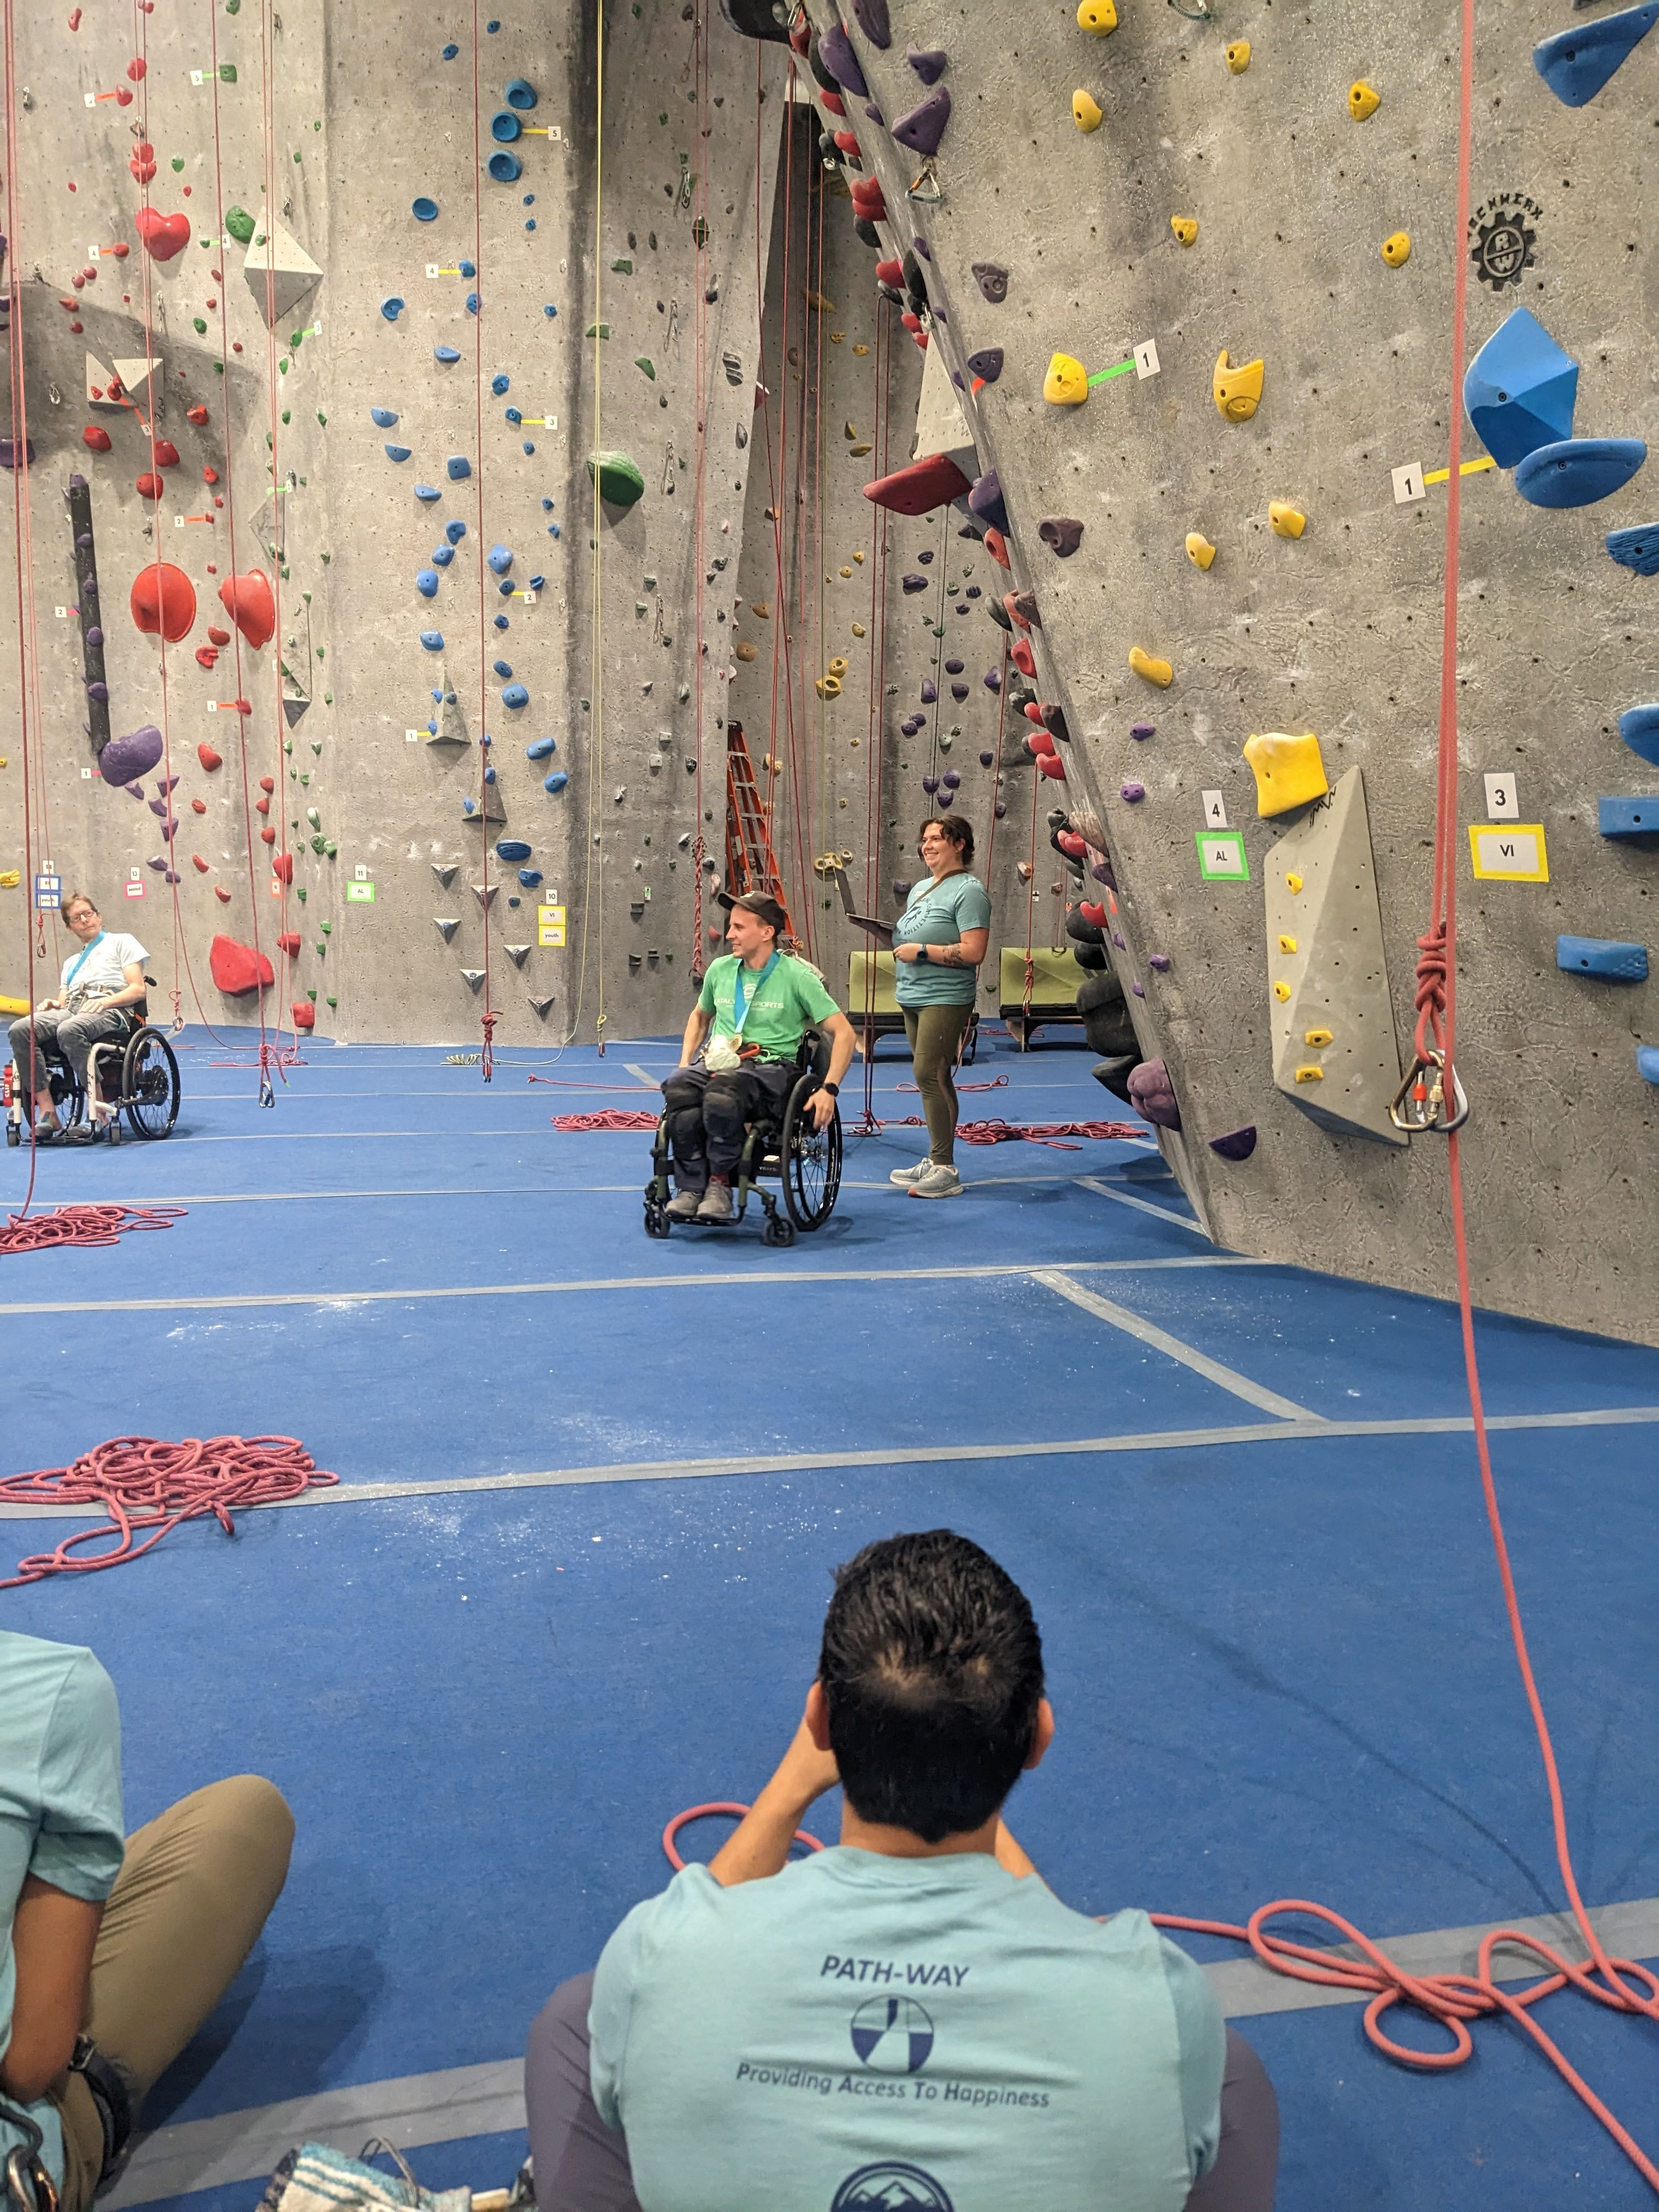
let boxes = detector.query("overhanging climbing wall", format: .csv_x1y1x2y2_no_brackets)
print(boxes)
797,0,1659,1345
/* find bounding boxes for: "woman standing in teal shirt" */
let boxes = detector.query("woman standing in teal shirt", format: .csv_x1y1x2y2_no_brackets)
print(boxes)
890,815,992,1199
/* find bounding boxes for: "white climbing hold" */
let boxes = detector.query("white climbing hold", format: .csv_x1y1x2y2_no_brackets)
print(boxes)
459,969,486,991
435,917,460,941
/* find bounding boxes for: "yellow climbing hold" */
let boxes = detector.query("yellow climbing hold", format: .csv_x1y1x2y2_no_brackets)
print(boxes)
1077,0,1117,30
1043,352,1090,406
830,331,844,345
1268,501,1307,539
849,444,872,456
839,565,853,578
752,600,771,618
1273,981,1292,1002
1185,532,1217,571
1226,40,1251,72
851,622,867,637
1243,731,1329,816
853,551,866,564
1073,89,1104,132
1304,1027,1334,1047
1348,80,1380,120
1285,871,1304,894
1381,230,1412,268
816,675,842,701
734,640,758,662
828,656,848,676
1170,215,1198,246
805,288,836,312
853,342,870,356
0,869,19,890
1294,1064,1325,1084
1277,935,1299,954
844,421,860,441
1213,349,1264,424
1128,647,1173,688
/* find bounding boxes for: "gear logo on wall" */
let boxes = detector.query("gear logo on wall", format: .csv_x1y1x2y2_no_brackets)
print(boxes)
1468,195,1541,291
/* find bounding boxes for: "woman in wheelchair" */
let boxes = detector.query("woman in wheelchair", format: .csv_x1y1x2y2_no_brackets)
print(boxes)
649,891,855,1240
8,891,152,1145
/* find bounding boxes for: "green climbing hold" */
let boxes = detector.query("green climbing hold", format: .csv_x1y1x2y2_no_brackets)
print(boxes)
585,322,612,338
225,206,255,244
324,840,337,858
317,411,327,426
307,807,320,828
218,63,236,81
587,449,646,507
225,0,240,12
172,157,184,173
612,258,634,274
635,357,656,380
321,921,332,934
325,996,337,1009
307,988,317,1002
193,318,208,335
296,887,307,904
312,742,323,755
284,740,294,755
311,839,325,857
324,691,333,702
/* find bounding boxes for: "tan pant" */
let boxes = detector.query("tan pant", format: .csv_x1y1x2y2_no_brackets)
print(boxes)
51,1775,294,2212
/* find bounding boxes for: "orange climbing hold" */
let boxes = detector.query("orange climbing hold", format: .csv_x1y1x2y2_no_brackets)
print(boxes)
861,453,973,516
129,562,196,642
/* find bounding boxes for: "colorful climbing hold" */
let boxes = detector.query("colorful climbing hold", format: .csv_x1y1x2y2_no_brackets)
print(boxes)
1243,731,1329,815
411,196,439,222
1073,89,1103,132
1186,533,1217,570
1225,40,1251,72
1381,232,1412,267
218,568,275,648
1077,0,1117,31
1038,517,1084,558
970,263,1009,304
1348,80,1381,120
1514,438,1646,510
588,449,646,507
1268,501,1307,539
1533,2,1659,106
1043,353,1089,406
1464,307,1579,467
1128,648,1173,688
1170,216,1198,247
129,562,196,641
1214,351,1264,423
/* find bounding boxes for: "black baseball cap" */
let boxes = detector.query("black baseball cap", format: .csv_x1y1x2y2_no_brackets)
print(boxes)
716,889,789,933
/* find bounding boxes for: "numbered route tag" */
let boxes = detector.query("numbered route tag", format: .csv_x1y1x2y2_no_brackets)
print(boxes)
1195,831,1249,883
1469,824,1548,883
1200,789,1228,831
1133,338,1161,380
345,881,376,904
1482,772,1520,821
1392,462,1427,505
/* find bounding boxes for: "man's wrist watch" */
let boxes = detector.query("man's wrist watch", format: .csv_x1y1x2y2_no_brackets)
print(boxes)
915,946,929,963
822,1082,839,1096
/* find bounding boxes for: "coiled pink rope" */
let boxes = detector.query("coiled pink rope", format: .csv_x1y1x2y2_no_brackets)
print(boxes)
0,1203,186,1255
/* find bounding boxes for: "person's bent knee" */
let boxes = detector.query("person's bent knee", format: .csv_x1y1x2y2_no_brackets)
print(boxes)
662,1073,702,1108
531,1970,595,2050
183,1775,296,1895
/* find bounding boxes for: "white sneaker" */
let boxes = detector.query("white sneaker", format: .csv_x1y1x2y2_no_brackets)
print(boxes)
665,1188,703,1220
696,1180,736,1222
889,1161,931,1187
908,1164,963,1200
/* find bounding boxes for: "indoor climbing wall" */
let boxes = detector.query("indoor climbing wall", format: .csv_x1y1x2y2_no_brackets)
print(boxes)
795,0,1659,1344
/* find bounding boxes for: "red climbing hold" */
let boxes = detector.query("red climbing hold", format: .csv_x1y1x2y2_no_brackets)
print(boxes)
259,827,276,845
218,568,275,649
849,176,887,224
129,561,196,642
136,473,163,500
195,646,218,669
190,799,206,814
258,774,274,792
191,855,210,873
129,153,156,185
819,88,847,116
874,256,902,289
276,932,301,955
67,5,82,23
900,311,922,335
197,743,222,771
81,425,111,453
134,208,191,263
291,1002,315,1030
983,528,1010,570
215,886,232,902
202,466,220,485
208,935,274,995
150,438,180,468
209,623,232,646
1039,753,1066,781
862,452,973,517
1011,637,1037,678
833,130,861,159
187,404,208,426
272,850,293,882
126,54,146,80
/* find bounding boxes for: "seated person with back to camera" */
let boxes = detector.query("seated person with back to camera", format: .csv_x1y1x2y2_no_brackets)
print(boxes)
7,891,146,1144
661,891,855,1224
524,1529,1279,2212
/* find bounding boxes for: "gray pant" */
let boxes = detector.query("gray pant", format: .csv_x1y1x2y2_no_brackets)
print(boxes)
526,1972,1279,2212
9,1007,131,1111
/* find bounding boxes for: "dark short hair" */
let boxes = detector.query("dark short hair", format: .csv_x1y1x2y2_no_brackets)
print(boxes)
919,815,974,866
819,1530,1044,1844
63,890,99,919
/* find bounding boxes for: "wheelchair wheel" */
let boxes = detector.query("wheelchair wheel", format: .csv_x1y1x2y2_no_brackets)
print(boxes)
644,1200,672,1239
780,1081,841,1230
122,1026,179,1139
761,1213,795,1248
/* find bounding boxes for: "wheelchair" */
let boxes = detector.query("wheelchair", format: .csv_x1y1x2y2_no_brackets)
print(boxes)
4,987,180,1148
643,1029,842,1248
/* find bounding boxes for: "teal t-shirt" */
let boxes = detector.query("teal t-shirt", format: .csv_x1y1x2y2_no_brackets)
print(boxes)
0,1634,125,2188
698,952,840,1062
894,873,992,1007
591,1848,1223,2212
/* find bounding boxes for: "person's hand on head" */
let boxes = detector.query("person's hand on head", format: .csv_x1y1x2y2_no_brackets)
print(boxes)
774,1707,840,1810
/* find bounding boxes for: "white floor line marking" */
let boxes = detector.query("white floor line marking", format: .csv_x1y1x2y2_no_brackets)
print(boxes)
1030,1268,1322,1422
623,1062,661,1089
23,1173,1127,1208
1074,1173,1210,1235
105,1894,1659,2207
0,1255,1265,1321
7,1406,1654,1519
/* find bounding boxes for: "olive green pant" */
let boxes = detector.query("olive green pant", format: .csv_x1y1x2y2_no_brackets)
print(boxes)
904,1003,975,1166
53,1775,294,2212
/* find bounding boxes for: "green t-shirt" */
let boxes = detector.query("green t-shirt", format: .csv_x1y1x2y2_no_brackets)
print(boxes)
698,952,840,1062
894,871,992,1006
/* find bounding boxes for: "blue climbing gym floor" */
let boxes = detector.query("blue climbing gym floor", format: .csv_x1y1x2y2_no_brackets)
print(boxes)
4,1028,1659,2212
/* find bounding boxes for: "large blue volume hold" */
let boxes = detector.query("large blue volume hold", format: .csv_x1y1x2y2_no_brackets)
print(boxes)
1515,437,1647,509
1599,797,1659,838
1618,704,1659,763
1533,2,1659,104
1464,307,1578,467
1556,934,1649,981
1607,523,1659,575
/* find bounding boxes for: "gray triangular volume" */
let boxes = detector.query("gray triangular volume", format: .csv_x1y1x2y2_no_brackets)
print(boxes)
435,917,460,941
459,968,487,992
280,662,311,728
432,862,458,889
528,995,555,1018
471,881,499,910
504,943,532,967
242,207,323,329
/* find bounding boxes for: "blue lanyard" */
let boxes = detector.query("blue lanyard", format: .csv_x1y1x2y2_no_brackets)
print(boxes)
732,951,780,1032
65,931,106,988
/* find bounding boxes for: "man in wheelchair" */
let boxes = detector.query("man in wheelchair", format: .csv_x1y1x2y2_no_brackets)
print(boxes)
661,892,855,1224
8,892,148,1146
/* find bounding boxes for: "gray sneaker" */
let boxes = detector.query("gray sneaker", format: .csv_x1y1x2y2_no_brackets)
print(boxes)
908,1163,964,1200
889,1160,931,1187
665,1188,703,1220
696,1180,735,1222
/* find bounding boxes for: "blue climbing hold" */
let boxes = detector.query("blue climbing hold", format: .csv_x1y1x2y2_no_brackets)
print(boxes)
544,770,569,794
484,765,497,785
447,455,472,479
463,797,477,815
528,574,545,592
445,518,467,544
466,293,481,315
493,659,514,678
541,498,555,511
411,196,439,222
420,629,444,651
1533,2,1658,105
1514,437,1646,510
548,523,561,539
380,296,404,321
544,304,558,318
505,76,538,109
1617,703,1659,762
435,345,462,364
488,149,522,183
505,407,523,424
1463,307,1578,467
518,869,543,888
527,735,557,760
1639,1046,1659,1085
442,41,458,58
497,579,515,598
1556,934,1649,981
496,838,532,862
492,374,510,395
384,443,412,462
501,683,529,709
432,545,455,568
491,110,521,142
522,441,536,455
460,260,477,278
371,405,399,427
1606,523,1659,575
414,484,441,502
494,614,510,630
488,544,514,574
1598,797,1659,838
416,569,439,597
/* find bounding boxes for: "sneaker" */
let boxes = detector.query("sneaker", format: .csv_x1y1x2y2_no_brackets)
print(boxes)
888,1161,931,1187
665,1188,703,1220
908,1163,964,1200
696,1180,735,1222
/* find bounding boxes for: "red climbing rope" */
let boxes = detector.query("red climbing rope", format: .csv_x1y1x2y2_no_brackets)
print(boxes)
0,1202,185,1256
0,1434,336,1585
550,1109,661,1131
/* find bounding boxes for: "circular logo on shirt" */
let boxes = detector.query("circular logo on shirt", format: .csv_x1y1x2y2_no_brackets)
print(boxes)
830,2162,954,2212
849,1994,935,2074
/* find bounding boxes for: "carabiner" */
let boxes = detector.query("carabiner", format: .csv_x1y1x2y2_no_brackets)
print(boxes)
1389,1050,1470,1135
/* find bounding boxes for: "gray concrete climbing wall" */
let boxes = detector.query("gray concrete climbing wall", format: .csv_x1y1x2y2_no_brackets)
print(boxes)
798,0,1659,1345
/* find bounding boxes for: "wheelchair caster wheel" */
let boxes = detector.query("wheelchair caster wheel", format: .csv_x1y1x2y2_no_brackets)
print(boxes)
761,1215,795,1248
4,1124,17,1148
644,1202,672,1239
106,1121,122,1148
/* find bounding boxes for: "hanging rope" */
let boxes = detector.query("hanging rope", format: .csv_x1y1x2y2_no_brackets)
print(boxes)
468,0,497,1078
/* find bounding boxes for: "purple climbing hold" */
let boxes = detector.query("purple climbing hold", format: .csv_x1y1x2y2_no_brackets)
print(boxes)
1111,932,1125,950
1039,517,1085,558
1120,782,1146,803
907,43,948,83
979,750,995,767
922,775,940,794
1092,861,1116,888
942,770,960,788
1130,721,1155,741
945,658,964,675
971,263,1009,304
817,21,868,96
86,682,109,703
902,572,928,593
85,626,103,647
921,679,938,704
1131,983,1145,997
893,879,912,900
850,0,891,49
891,86,951,155
984,668,1002,692
0,438,36,470
1148,953,1171,973
912,236,931,262
864,103,883,123
967,347,1005,383
952,683,969,702
1127,1058,1181,1131
99,723,165,789
969,469,1009,535
1209,1125,1258,1163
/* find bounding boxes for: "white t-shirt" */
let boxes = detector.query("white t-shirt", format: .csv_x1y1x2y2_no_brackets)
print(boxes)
59,930,148,1008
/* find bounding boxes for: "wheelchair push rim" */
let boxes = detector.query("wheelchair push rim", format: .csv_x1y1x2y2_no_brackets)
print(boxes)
780,1081,841,1229
123,1028,180,1138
